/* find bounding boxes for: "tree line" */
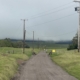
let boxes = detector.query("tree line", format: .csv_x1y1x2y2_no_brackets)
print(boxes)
67,33,78,50
0,38,30,48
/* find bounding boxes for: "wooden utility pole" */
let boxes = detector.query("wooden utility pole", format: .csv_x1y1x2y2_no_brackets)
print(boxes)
21,19,26,53
74,0,80,52
38,38,39,49
33,31,34,51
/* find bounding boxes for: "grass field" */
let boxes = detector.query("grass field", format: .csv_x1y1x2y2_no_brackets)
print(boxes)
49,49,80,80
27,41,68,49
0,47,40,80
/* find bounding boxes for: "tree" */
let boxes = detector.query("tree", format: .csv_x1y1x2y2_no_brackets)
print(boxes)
67,33,78,50
0,38,13,47
13,41,30,48
0,38,30,48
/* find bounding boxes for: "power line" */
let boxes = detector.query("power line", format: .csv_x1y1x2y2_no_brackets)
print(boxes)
14,29,76,40
29,4,75,19
28,13,77,28
48,30,76,37
35,30,76,38
13,13,77,39
29,2,73,18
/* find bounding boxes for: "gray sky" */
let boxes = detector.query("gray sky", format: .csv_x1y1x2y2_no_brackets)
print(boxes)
0,0,79,41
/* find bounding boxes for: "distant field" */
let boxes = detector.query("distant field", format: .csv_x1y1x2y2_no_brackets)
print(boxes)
0,47,40,80
27,41,68,49
49,49,80,80
46,44,68,49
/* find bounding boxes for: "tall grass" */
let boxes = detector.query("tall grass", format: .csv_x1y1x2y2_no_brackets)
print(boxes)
50,49,80,80
0,47,40,80
0,55,18,80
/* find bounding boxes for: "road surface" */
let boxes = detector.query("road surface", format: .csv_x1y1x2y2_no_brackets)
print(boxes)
16,51,77,80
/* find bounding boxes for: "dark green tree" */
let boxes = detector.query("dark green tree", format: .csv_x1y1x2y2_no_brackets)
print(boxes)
0,38,13,47
67,33,78,50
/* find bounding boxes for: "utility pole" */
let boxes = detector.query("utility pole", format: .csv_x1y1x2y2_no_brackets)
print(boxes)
33,31,34,51
74,0,80,52
38,38,39,49
21,19,26,53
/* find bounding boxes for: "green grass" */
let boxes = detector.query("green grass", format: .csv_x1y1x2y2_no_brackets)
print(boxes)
27,41,68,49
0,47,40,80
0,55,17,80
25,48,40,57
0,47,40,57
49,49,80,80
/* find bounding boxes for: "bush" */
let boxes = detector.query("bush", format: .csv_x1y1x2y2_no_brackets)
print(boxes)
67,44,77,50
0,38,30,48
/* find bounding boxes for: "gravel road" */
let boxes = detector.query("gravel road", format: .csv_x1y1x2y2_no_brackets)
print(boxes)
16,51,77,80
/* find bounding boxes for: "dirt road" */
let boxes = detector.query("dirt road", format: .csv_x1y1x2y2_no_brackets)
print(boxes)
16,51,77,80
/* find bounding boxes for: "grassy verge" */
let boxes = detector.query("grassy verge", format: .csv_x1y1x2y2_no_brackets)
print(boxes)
0,47,40,80
49,49,80,80
25,48,40,57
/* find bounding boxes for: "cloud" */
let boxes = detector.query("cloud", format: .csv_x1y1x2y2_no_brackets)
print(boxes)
0,0,78,40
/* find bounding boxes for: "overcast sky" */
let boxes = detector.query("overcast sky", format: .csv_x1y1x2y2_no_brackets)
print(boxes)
0,0,79,41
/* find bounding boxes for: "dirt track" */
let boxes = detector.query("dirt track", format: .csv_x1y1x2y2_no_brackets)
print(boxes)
16,51,77,80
